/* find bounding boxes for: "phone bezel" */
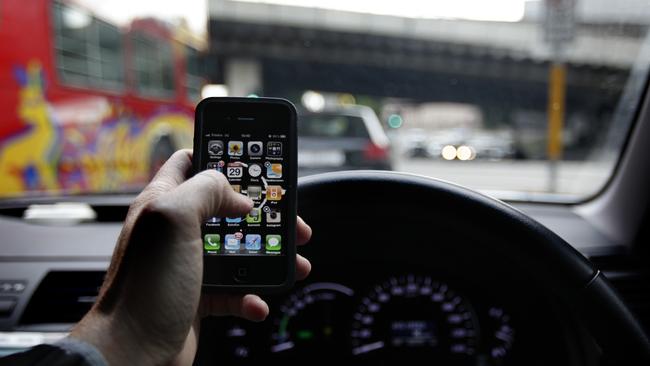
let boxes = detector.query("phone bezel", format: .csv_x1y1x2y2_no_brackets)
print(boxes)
193,97,297,293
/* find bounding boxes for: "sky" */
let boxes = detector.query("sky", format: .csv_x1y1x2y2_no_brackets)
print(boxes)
77,0,529,36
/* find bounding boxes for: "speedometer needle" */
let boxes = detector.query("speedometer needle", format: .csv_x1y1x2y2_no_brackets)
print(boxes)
351,341,385,355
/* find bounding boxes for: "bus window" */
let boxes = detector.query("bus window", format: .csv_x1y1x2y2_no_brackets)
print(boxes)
52,2,124,90
132,33,175,98
185,46,202,102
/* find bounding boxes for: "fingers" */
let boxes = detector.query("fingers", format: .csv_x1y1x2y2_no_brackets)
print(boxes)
154,169,253,226
199,254,309,322
150,149,194,189
297,216,312,246
201,294,269,322
296,254,311,280
126,150,195,221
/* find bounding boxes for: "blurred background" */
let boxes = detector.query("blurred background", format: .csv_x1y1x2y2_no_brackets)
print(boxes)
1,0,649,201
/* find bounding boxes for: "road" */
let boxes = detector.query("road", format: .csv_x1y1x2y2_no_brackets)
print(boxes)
394,158,612,200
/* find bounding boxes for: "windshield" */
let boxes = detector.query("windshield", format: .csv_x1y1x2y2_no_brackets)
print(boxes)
1,0,648,202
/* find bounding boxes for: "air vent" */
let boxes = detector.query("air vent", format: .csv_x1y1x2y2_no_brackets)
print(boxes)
20,271,105,325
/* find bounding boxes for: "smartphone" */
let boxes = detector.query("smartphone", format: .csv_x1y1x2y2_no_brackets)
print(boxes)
193,97,297,292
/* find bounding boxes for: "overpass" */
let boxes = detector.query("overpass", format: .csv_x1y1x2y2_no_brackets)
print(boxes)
205,0,647,141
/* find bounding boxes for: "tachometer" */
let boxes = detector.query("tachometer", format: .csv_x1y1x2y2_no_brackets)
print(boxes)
350,275,479,363
484,306,515,362
271,282,355,356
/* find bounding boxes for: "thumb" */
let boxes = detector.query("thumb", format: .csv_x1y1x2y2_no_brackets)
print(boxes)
160,169,253,225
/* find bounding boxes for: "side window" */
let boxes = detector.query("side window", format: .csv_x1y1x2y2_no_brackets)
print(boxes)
185,46,202,102
52,2,124,90
132,33,175,98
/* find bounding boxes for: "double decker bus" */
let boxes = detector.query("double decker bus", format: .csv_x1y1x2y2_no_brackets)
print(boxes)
0,0,203,198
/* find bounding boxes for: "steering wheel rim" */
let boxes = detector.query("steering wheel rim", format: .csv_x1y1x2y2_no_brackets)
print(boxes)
297,170,650,364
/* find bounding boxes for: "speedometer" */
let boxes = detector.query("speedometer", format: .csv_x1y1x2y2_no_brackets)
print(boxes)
350,275,479,363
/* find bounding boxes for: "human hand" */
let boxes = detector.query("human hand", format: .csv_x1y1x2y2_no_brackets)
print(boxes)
70,149,312,365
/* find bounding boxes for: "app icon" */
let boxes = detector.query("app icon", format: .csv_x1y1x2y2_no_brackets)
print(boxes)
227,163,244,178
266,185,283,201
266,235,282,251
246,207,262,223
206,217,221,224
207,161,225,173
228,141,244,156
266,163,282,178
248,141,263,156
245,234,262,250
204,234,220,250
248,164,262,178
226,216,242,223
247,185,262,200
267,141,282,156
266,209,281,223
225,234,241,250
208,140,224,156
231,184,241,193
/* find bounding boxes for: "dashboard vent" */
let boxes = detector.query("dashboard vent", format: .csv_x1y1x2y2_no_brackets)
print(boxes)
19,271,105,325
600,266,650,334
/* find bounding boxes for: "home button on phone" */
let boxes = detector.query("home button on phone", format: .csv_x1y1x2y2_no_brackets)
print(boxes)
234,266,249,282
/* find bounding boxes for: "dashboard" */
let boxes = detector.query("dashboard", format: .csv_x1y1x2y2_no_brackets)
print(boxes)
0,200,626,364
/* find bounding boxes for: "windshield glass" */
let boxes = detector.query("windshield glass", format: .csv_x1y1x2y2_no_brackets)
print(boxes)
1,0,648,202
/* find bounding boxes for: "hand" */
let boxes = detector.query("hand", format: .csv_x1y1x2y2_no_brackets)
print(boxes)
70,149,312,365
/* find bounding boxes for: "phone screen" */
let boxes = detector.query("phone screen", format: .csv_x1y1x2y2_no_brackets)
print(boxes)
197,101,293,259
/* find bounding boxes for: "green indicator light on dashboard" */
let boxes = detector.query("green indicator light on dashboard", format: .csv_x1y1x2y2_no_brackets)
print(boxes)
297,330,313,340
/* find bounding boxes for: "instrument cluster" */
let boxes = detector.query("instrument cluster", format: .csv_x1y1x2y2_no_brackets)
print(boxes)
199,274,520,365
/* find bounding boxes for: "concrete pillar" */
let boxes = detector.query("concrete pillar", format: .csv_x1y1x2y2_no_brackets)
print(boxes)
224,58,262,97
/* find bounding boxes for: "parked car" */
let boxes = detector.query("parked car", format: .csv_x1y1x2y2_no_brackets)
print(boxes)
298,105,392,176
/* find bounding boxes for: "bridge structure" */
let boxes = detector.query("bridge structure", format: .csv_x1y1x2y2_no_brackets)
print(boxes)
205,0,649,153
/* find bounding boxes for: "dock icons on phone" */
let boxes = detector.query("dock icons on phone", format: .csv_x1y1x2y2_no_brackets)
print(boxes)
203,234,220,251
245,234,262,250
225,234,242,250
265,235,281,251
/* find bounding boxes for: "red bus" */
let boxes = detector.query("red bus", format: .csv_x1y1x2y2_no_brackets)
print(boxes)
0,0,202,198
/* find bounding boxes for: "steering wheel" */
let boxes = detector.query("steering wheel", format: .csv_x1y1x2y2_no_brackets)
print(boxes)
297,171,650,364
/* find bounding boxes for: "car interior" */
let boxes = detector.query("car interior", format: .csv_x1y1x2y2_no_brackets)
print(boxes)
1,1,650,365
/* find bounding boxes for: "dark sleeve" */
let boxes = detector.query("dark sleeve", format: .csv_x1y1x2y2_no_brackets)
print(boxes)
0,338,107,366
0,344,91,366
